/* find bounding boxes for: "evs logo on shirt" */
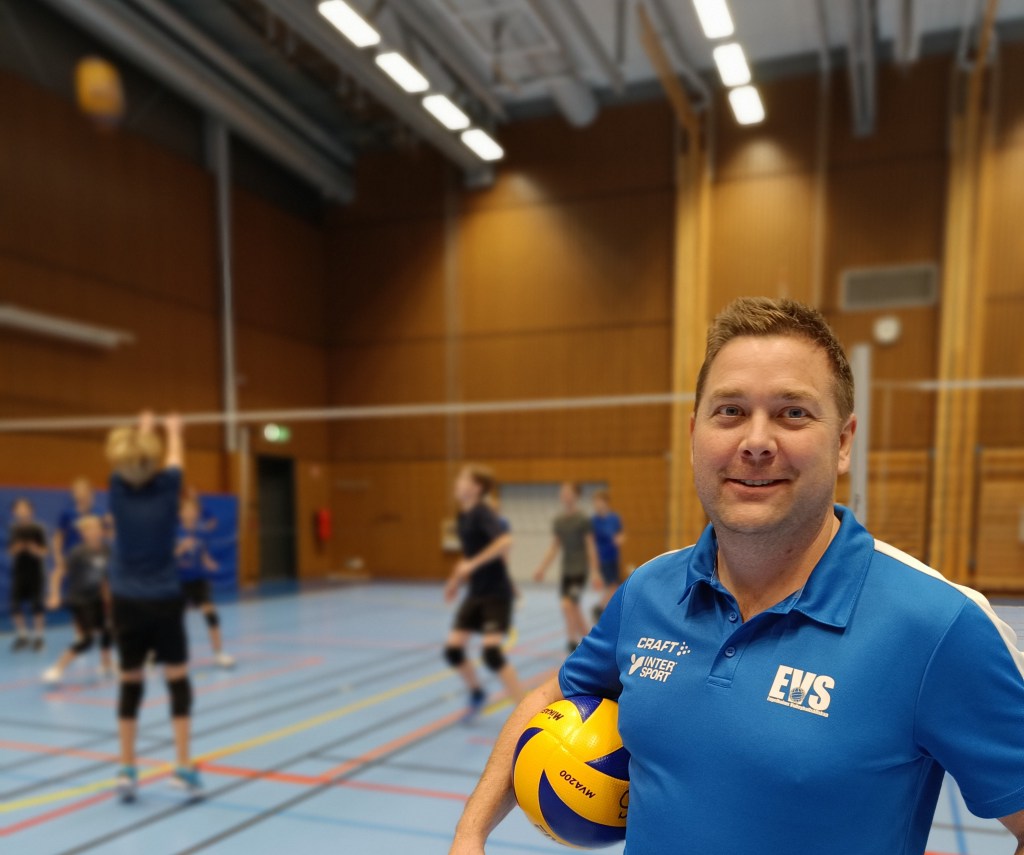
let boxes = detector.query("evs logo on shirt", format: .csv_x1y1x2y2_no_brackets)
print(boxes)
767,664,835,717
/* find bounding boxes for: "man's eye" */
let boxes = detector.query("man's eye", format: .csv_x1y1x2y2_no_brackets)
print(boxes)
783,407,808,419
717,406,742,417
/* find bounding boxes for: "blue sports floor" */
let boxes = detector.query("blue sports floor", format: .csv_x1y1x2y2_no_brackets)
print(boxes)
0,584,1020,854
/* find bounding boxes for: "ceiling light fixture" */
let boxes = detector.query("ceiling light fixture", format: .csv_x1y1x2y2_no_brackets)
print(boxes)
692,0,734,39
0,304,135,349
712,42,751,87
422,94,471,130
317,1,380,49
461,128,504,162
375,52,430,93
728,85,766,125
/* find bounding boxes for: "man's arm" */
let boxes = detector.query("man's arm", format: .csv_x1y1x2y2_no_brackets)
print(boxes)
532,539,560,582
450,676,564,854
445,533,513,602
586,533,600,588
163,413,184,470
1000,809,1024,853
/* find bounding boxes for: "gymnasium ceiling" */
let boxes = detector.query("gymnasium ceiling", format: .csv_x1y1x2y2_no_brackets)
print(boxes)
28,0,1024,200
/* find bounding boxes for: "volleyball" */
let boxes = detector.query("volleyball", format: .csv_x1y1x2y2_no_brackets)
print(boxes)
512,695,629,848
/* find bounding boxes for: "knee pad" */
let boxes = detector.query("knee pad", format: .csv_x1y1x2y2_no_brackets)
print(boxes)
118,681,145,720
167,677,193,718
71,636,94,655
443,646,465,668
204,610,220,629
482,645,506,673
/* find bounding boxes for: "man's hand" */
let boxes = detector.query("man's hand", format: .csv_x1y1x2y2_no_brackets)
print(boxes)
46,591,61,611
444,574,461,604
592,574,604,591
164,412,183,434
532,566,546,583
138,410,156,433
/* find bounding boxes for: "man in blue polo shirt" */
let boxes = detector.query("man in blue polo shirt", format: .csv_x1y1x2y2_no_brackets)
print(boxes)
449,297,1024,855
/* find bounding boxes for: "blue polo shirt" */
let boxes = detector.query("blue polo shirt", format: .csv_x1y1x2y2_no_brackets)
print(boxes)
560,505,1024,855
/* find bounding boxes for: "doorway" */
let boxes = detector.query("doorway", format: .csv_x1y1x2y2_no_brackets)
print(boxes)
257,455,297,582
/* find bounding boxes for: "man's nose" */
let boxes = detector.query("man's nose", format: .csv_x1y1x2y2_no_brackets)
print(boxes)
739,413,777,460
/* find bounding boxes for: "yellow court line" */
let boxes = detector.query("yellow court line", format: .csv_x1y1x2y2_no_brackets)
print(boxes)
1,631,523,816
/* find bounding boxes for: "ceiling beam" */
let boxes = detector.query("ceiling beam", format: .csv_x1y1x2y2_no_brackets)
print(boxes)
260,0,492,181
557,0,626,94
39,0,354,200
646,0,710,107
637,1,699,136
845,0,877,137
126,0,352,165
379,0,507,121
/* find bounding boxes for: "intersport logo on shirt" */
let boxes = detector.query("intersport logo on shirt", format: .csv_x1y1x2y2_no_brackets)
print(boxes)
767,664,835,717
628,637,691,684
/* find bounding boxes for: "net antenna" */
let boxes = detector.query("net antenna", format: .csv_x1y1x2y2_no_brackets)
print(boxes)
849,343,872,525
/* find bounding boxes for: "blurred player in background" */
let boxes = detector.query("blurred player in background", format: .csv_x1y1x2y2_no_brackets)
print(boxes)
7,498,48,652
53,478,106,565
444,465,523,722
43,515,113,683
533,482,598,652
590,489,625,621
177,498,234,668
106,412,202,800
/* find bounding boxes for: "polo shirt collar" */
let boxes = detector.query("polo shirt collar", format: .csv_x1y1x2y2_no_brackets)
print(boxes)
679,504,874,629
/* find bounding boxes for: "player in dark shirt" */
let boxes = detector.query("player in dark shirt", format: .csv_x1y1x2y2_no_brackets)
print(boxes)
443,465,523,721
7,498,48,652
43,515,113,683
106,411,201,800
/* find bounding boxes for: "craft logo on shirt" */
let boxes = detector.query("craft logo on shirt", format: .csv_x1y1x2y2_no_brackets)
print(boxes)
628,637,691,684
767,664,835,717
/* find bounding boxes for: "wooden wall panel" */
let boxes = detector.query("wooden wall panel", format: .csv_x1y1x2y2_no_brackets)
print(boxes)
709,173,815,308
974,449,1024,590
233,189,329,344
329,219,447,345
459,191,672,336
0,71,216,310
465,101,674,213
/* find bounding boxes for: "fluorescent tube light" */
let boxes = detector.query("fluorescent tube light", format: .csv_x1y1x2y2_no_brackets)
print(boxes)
728,85,766,125
713,43,751,87
0,304,134,349
317,1,380,48
422,94,471,130
460,129,504,161
375,52,429,93
692,0,735,39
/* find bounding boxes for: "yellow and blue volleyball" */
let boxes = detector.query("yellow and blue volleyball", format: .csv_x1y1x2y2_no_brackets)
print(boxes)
512,695,629,848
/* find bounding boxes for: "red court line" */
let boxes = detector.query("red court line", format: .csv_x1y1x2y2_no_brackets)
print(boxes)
203,763,467,802
42,656,325,709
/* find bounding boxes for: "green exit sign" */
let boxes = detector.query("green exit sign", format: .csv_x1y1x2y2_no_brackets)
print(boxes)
263,423,291,443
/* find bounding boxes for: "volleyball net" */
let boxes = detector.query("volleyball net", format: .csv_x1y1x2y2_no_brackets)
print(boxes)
0,379,1021,592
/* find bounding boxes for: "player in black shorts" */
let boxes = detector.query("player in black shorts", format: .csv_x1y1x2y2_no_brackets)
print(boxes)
106,411,201,800
443,465,523,722
7,498,48,652
43,515,114,683
176,498,234,668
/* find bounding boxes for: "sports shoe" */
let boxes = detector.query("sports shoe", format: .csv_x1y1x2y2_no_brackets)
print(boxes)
116,766,138,803
463,688,486,724
10,636,28,652
41,666,63,685
214,651,236,669
31,637,44,653
170,766,204,799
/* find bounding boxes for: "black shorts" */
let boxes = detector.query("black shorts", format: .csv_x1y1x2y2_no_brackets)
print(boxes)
599,559,621,586
69,597,110,644
113,597,188,671
454,595,513,635
10,568,44,614
560,575,586,604
181,579,213,609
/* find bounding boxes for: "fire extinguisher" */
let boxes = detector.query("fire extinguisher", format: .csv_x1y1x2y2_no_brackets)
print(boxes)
315,507,332,544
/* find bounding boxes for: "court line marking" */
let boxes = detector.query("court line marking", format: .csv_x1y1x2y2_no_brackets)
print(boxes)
0,626,534,817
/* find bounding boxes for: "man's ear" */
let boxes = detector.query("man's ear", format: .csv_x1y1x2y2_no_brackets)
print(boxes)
836,414,857,476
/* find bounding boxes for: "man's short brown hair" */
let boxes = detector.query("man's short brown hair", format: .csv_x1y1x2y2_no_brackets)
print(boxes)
694,297,854,420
